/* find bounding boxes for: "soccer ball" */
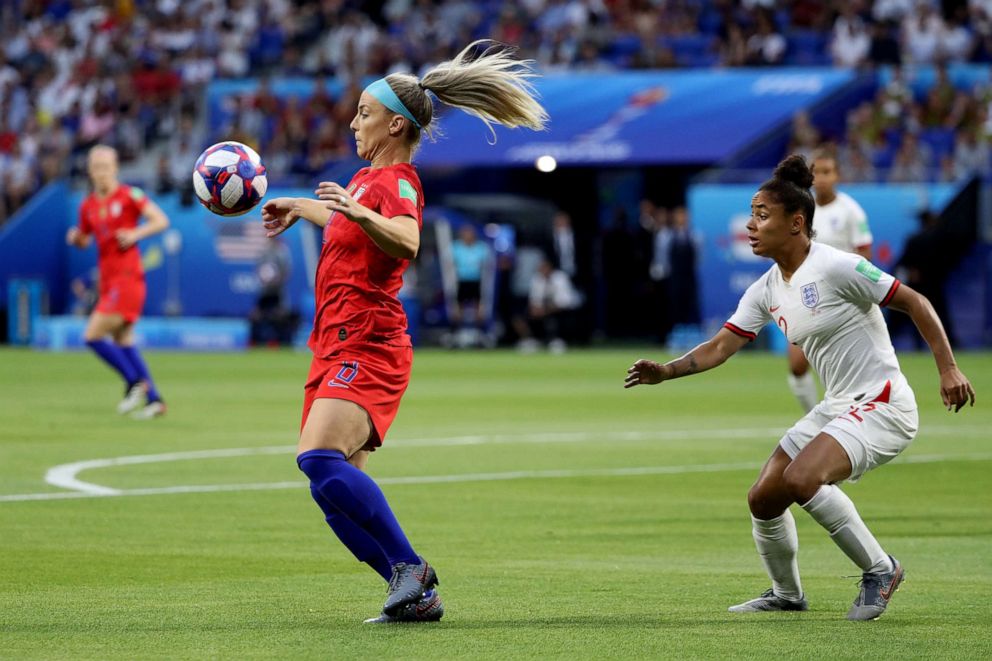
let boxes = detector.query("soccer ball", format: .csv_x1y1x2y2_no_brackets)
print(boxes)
192,141,268,216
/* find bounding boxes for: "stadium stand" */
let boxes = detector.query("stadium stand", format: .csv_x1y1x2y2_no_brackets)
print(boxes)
3,0,992,225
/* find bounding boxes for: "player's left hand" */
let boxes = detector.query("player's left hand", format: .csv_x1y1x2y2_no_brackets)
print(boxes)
939,367,976,412
115,229,139,250
315,182,363,222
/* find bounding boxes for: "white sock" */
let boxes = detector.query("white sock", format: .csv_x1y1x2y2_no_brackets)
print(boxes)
787,372,818,413
751,510,803,601
801,485,892,573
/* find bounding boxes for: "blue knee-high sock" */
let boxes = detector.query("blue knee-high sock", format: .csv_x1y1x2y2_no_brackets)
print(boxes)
119,345,161,402
297,449,419,568
309,484,392,581
86,339,139,386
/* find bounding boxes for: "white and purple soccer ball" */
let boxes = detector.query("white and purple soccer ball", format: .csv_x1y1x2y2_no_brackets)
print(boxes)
192,141,267,216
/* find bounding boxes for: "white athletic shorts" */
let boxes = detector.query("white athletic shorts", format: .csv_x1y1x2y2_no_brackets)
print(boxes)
779,378,919,481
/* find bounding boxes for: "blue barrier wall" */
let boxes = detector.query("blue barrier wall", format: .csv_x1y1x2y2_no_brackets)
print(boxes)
0,182,73,317
31,316,249,351
688,181,967,336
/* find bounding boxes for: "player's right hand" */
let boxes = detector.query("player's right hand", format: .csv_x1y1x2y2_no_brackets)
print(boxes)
624,359,667,388
261,197,300,237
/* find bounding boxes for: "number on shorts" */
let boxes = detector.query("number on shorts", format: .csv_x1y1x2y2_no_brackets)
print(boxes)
335,361,359,383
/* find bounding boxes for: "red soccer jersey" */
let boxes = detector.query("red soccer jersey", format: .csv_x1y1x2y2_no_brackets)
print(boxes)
309,163,424,357
78,184,148,284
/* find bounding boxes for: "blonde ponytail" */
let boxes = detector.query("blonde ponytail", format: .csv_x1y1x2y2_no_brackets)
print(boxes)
386,40,548,145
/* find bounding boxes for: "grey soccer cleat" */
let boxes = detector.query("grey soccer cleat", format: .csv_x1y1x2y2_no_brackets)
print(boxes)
132,400,166,420
729,588,809,613
364,589,444,624
847,555,904,621
117,381,147,414
382,557,438,616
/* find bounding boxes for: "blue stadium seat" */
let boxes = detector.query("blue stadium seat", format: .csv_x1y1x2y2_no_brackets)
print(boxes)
697,10,723,35
884,128,903,149
659,35,716,67
873,146,896,169
786,30,830,65
606,34,643,59
919,127,956,159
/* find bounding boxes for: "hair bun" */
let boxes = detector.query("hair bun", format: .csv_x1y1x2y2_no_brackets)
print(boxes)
773,154,814,189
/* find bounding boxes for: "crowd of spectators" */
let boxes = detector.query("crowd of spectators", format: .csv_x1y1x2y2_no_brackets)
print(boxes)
3,0,992,225
787,63,991,182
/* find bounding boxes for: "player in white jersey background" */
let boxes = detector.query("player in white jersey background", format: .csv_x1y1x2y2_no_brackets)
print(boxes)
787,148,874,413
624,155,974,621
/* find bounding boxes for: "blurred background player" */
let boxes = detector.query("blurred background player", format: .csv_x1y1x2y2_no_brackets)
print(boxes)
891,209,959,349
665,205,702,336
249,237,298,346
527,255,582,353
787,147,874,413
260,41,547,624
626,155,974,621
65,145,170,419
448,223,492,346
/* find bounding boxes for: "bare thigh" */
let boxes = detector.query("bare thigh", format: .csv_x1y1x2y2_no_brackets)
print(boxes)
112,320,137,346
84,312,126,342
781,432,852,504
787,343,809,377
298,398,373,459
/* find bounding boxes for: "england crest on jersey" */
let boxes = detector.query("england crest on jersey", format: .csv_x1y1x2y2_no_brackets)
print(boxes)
801,282,819,308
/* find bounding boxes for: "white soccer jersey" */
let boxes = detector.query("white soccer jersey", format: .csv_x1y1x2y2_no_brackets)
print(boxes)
725,243,904,409
813,191,872,253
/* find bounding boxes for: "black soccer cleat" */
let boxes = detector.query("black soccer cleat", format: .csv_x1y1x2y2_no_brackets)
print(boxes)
382,557,438,616
847,555,904,621
364,589,444,624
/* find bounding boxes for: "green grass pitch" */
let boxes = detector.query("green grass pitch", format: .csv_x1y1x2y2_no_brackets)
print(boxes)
1,346,990,659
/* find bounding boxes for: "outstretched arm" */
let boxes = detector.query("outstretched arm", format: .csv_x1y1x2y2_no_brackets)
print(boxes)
66,226,92,249
117,200,170,249
624,327,751,388
886,283,975,411
261,197,332,237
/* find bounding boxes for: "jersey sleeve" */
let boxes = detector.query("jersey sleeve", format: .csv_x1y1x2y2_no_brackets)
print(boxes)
846,196,872,248
128,186,149,214
831,253,900,307
724,273,771,341
374,172,421,226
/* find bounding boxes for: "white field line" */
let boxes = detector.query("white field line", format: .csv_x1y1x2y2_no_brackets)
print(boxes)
4,453,992,503
0,427,988,503
42,428,788,496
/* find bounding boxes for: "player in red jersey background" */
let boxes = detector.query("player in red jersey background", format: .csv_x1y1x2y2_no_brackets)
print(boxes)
261,41,548,623
66,145,170,419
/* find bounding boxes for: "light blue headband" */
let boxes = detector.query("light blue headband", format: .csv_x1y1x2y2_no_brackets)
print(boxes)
365,78,421,129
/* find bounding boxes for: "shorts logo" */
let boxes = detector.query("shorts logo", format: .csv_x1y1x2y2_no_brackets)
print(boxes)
800,282,819,308
327,361,359,389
